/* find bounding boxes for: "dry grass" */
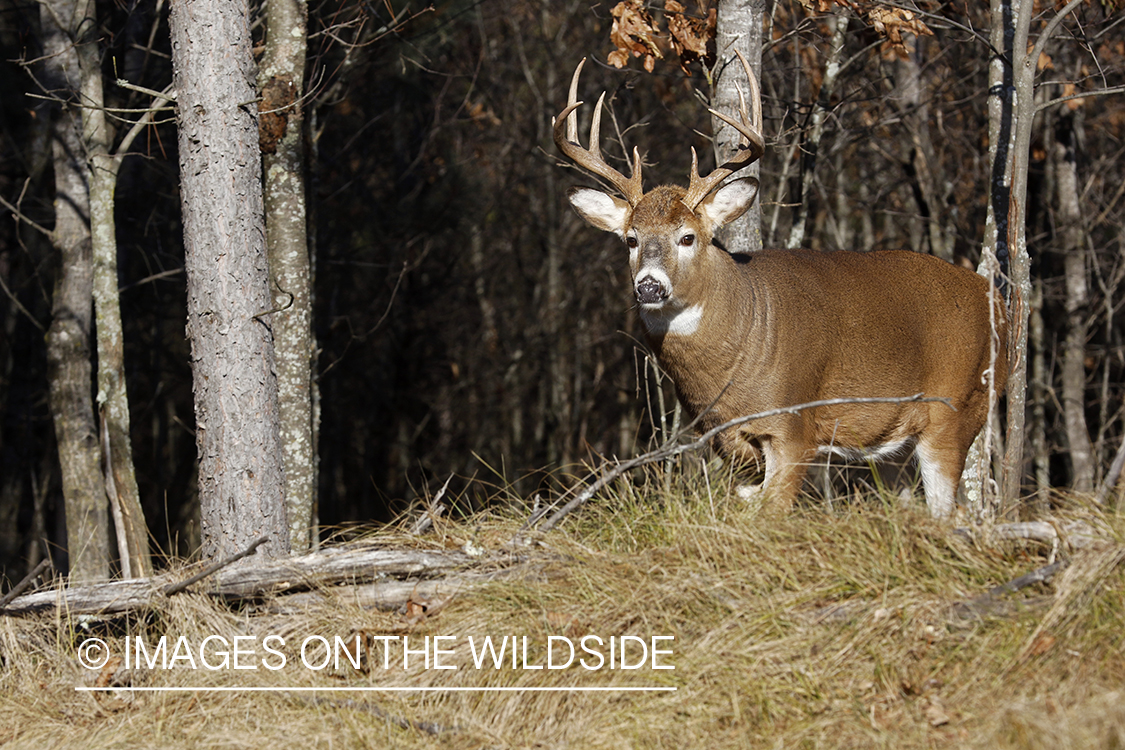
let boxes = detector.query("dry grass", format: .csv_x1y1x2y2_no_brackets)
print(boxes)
1,475,1123,749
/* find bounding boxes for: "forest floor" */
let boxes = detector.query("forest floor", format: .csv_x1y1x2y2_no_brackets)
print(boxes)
1,472,1123,749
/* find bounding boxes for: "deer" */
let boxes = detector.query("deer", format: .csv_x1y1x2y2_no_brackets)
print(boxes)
553,54,1008,518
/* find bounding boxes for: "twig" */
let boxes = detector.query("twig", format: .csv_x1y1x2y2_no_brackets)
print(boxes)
298,696,456,735
0,192,53,238
0,557,54,609
114,78,176,101
162,535,269,596
949,559,1069,621
1095,429,1125,506
410,473,453,535
530,393,951,534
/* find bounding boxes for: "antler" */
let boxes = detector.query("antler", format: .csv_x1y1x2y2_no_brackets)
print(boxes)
553,59,645,206
682,51,765,211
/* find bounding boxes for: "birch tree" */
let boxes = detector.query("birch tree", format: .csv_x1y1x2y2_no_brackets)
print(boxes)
259,0,315,553
713,0,765,254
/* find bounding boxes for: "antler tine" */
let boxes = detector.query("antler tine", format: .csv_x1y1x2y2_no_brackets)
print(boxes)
553,59,644,206
565,58,585,144
683,50,766,211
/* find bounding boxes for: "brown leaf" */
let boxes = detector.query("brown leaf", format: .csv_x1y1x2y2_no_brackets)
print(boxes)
865,6,934,61
924,695,951,727
665,1,715,73
609,0,663,70
95,655,124,689
1028,632,1056,656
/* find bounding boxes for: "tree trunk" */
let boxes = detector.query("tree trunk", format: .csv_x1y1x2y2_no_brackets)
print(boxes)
896,39,954,262
986,0,1086,509
76,0,152,578
983,0,1036,513
40,0,109,582
169,0,290,560
1054,110,1094,493
786,14,847,250
259,0,315,553
713,0,765,254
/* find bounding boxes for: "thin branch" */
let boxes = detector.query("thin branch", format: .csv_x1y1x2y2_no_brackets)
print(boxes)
0,192,53,238
1035,84,1125,115
949,559,1068,621
0,557,54,609
114,78,176,101
1027,0,1086,81
162,535,269,596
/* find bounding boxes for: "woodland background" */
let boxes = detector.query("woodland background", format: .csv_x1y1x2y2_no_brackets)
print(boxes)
0,0,1123,581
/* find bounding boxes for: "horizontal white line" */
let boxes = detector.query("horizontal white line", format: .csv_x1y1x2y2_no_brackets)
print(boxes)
76,686,676,693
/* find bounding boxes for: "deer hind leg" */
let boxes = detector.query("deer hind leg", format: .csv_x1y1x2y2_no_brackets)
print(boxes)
915,426,981,518
916,393,992,518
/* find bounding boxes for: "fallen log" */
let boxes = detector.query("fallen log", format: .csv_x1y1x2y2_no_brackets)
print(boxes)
0,543,522,618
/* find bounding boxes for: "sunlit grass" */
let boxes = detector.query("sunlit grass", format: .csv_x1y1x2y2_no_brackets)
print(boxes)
1,468,1122,748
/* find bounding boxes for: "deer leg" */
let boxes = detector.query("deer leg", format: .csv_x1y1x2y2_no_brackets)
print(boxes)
735,436,809,514
915,437,970,519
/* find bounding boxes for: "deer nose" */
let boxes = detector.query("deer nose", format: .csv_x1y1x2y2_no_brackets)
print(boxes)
635,275,669,305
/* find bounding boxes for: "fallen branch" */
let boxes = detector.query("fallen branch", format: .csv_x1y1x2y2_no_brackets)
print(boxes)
529,393,951,535
265,565,549,615
1,544,523,617
949,559,1069,622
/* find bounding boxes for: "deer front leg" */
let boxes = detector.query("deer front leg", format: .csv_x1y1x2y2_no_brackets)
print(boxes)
733,436,809,514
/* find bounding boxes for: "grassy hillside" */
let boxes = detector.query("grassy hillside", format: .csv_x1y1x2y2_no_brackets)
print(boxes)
1,476,1122,748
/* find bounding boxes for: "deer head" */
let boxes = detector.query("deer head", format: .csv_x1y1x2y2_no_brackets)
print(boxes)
553,54,765,316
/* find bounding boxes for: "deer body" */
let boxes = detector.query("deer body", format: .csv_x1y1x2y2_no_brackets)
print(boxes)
639,242,1008,517
555,57,1007,517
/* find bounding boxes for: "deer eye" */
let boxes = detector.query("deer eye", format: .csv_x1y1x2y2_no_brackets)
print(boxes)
626,236,638,248
679,234,695,247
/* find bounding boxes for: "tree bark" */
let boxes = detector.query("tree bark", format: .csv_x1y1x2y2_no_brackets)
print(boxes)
75,0,152,578
40,0,110,582
169,0,290,560
713,0,766,254
259,0,315,552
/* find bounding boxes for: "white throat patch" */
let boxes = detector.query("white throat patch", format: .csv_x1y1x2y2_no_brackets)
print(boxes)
642,303,703,337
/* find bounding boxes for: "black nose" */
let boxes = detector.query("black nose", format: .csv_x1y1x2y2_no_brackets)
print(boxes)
635,276,669,304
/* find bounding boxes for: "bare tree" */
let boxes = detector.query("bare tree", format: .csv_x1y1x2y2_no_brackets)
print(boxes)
985,0,1088,509
76,0,152,577
39,0,109,581
1054,109,1094,492
169,0,290,560
260,0,315,553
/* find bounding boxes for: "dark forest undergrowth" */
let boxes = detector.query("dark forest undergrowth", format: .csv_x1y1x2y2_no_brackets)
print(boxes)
1,476,1123,749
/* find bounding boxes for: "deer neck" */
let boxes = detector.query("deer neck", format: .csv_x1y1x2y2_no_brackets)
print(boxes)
640,249,765,418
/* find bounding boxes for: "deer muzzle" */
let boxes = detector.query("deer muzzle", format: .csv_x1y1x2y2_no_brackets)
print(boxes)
635,274,670,306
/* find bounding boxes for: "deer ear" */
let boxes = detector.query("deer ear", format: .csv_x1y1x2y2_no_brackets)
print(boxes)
568,187,630,237
698,177,759,228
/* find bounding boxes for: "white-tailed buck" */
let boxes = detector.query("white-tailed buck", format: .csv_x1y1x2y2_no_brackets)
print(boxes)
554,55,1008,517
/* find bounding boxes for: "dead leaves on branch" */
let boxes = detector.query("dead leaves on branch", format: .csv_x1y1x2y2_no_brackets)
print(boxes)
607,0,715,73
797,0,933,60
665,1,716,73
609,0,661,72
